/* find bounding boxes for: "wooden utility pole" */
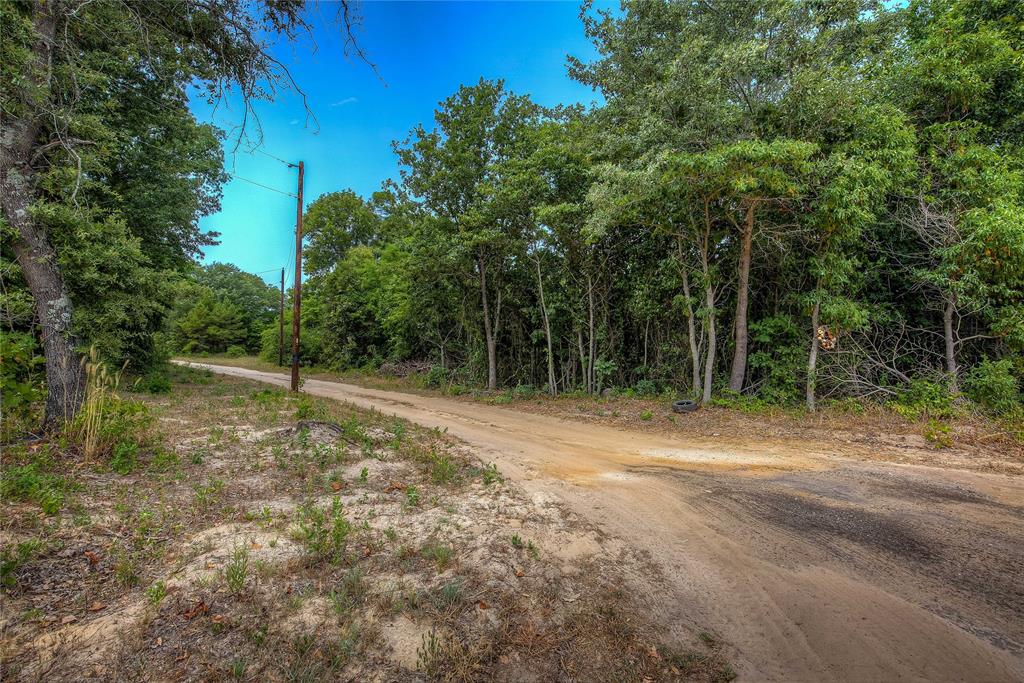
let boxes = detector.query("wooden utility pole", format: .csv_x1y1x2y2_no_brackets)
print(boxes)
278,268,285,366
290,161,304,392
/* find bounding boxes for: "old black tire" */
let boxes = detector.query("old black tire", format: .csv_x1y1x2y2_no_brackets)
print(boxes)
671,399,698,413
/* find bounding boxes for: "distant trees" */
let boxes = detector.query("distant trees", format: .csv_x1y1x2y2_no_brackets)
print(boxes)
291,0,1021,418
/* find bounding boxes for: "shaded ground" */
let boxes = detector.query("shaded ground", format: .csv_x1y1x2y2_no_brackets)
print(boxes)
1,368,731,682
179,361,1024,682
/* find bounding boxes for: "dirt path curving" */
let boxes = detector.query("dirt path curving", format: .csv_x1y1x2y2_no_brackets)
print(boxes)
178,362,1024,682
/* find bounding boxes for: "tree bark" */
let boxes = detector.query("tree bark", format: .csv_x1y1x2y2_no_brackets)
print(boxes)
806,300,820,412
534,257,556,395
678,239,701,396
702,281,716,404
1,2,86,430
943,295,959,393
586,273,596,394
477,254,497,391
729,202,755,393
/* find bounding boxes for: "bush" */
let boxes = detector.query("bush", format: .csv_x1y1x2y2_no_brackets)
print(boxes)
1,455,66,515
110,441,138,475
294,497,351,565
892,378,954,419
965,359,1020,416
134,370,171,394
511,384,536,399
225,344,247,358
0,331,44,424
633,379,658,397
424,365,447,389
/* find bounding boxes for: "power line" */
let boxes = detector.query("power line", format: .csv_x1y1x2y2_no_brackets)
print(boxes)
226,172,297,198
253,148,294,167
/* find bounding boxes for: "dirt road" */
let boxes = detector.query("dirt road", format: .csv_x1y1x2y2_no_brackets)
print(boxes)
179,362,1024,682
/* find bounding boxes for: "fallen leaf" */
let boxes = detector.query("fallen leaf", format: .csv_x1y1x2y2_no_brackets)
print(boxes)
647,646,660,660
477,600,488,610
250,542,263,550
385,481,406,492
153,637,163,648
84,550,100,566
362,546,372,557
61,615,77,625
330,481,342,491
88,601,106,612
182,601,209,620
211,614,225,624
514,567,524,578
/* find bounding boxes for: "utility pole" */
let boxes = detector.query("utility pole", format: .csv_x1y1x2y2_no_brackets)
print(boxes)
290,161,304,392
278,268,285,366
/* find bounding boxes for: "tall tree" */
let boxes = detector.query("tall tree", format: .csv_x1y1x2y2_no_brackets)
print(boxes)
396,79,539,390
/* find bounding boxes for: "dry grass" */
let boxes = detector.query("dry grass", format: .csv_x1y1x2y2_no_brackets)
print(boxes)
1,365,730,682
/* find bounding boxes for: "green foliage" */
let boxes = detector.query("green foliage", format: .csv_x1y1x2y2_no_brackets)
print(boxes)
133,369,171,394
893,379,955,420
1,538,45,589
294,497,351,565
225,544,249,594
965,359,1020,416
923,419,953,449
0,331,44,421
0,455,66,515
110,441,139,475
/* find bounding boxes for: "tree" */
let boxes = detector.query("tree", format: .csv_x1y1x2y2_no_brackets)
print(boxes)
0,0,359,428
395,79,539,390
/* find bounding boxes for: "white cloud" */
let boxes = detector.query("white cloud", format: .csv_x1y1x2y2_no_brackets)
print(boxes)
330,97,358,108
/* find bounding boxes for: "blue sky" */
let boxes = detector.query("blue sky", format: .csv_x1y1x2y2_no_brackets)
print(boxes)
190,1,607,286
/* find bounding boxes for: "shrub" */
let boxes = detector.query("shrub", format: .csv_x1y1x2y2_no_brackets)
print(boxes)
424,365,447,389
225,345,247,358
0,331,44,428
1,456,66,515
134,370,171,394
893,378,954,419
633,379,658,397
511,384,536,399
639,409,654,421
294,497,351,564
964,359,1020,416
110,441,139,475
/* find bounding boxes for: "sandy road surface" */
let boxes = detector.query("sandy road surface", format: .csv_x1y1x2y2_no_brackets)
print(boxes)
179,362,1024,682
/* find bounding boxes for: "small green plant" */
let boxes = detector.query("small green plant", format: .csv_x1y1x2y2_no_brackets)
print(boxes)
225,544,250,594
422,542,454,570
294,497,351,564
1,458,66,515
480,463,501,486
329,567,365,615
527,540,539,560
431,454,458,485
1,539,45,589
193,477,225,510
359,466,368,484
110,441,138,475
923,419,953,449
405,486,420,508
639,409,654,421
295,395,329,420
225,345,247,358
510,534,524,549
384,527,397,542
146,580,167,605
634,379,658,397
893,378,954,419
114,549,140,587
230,657,248,679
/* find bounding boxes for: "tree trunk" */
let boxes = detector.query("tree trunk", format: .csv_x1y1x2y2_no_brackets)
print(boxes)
943,295,959,393
1,4,86,430
478,255,497,391
729,203,755,393
806,300,820,412
576,328,587,393
702,282,716,404
587,273,596,394
678,241,701,396
534,257,556,395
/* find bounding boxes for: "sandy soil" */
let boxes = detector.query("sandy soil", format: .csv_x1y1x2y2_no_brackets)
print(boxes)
180,361,1024,682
